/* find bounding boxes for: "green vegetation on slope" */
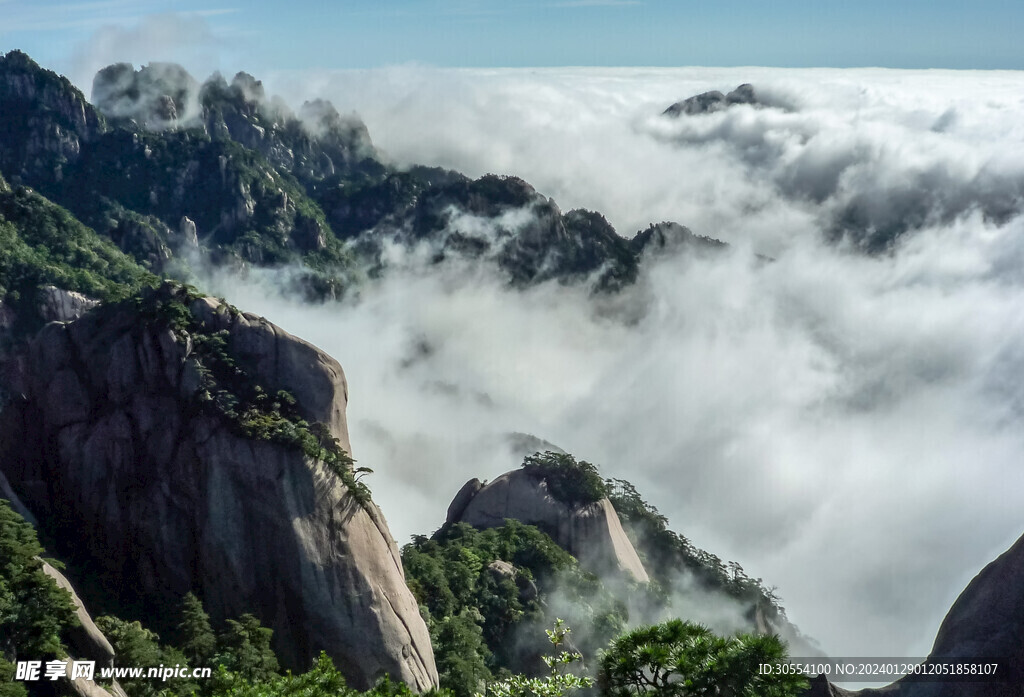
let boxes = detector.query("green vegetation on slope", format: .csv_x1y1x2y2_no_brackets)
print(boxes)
100,594,805,697
403,521,627,697
97,592,429,697
0,500,80,697
1,496,804,697
1,50,718,299
521,452,608,507
605,478,786,621
519,451,784,620
407,451,802,697
131,283,370,504
478,620,592,697
54,129,354,268
0,177,155,307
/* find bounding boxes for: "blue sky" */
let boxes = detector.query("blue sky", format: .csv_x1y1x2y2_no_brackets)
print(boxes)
2,0,1023,81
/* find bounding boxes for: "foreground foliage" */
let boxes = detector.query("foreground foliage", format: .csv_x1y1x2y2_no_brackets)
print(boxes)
0,501,80,697
598,620,808,697
0,502,805,697
477,621,592,697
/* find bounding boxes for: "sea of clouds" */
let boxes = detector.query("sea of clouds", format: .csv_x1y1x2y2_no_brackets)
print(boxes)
183,67,1024,666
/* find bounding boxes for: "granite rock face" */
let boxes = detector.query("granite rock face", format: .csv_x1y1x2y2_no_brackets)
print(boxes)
41,562,116,668
448,468,650,583
37,285,100,323
41,562,132,697
0,289,438,691
0,50,104,184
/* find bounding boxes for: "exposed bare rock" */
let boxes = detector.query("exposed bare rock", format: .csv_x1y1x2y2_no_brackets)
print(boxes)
41,562,116,667
449,469,650,583
104,213,174,270
446,478,484,524
38,286,100,323
0,286,437,691
0,476,123,697
0,50,104,183
179,215,199,246
663,83,764,117
488,560,516,579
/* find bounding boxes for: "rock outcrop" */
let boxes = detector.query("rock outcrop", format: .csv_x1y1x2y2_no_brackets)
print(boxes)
0,51,104,184
0,286,438,691
92,62,199,130
663,83,763,116
447,468,650,583
630,221,729,257
89,62,375,182
37,285,100,323
41,562,116,668
2,51,728,294
804,532,1024,697
42,561,131,697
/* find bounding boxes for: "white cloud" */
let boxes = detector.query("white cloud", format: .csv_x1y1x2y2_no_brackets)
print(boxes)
63,12,236,93
190,67,1024,671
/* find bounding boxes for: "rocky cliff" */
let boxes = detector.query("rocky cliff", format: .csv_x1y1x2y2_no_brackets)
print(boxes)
446,468,650,583
0,50,104,185
663,83,764,117
1,50,731,295
0,284,438,691
90,63,376,182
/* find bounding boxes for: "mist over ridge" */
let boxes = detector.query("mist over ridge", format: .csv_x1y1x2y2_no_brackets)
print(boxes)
180,66,1024,668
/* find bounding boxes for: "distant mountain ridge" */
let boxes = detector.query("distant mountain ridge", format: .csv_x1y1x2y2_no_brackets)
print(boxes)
0,50,725,297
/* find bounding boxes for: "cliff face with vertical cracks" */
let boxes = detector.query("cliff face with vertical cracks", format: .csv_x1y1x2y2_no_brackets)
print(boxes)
0,285,438,691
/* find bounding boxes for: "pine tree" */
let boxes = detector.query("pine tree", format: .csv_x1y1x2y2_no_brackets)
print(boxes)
215,613,280,682
177,592,216,667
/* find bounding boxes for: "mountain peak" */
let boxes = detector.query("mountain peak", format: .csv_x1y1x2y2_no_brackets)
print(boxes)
663,83,763,117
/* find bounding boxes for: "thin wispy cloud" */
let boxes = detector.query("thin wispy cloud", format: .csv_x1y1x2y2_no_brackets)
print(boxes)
0,1,235,34
63,13,235,90
553,0,642,7
1,1,138,29
189,8,239,18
